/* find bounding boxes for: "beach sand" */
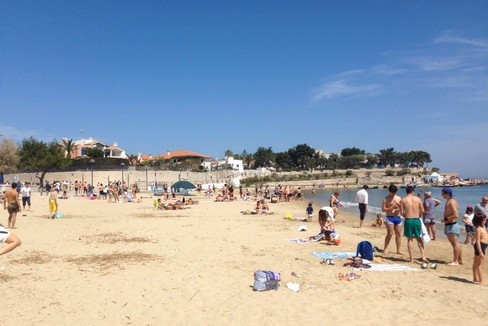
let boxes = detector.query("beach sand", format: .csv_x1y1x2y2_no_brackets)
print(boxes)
1,191,486,325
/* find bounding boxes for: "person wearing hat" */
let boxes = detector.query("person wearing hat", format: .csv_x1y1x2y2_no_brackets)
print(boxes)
474,196,488,230
441,187,463,265
423,191,441,240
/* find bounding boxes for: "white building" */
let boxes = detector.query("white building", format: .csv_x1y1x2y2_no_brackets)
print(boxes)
201,156,244,173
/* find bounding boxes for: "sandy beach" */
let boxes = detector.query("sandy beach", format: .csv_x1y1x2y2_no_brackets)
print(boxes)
1,191,486,325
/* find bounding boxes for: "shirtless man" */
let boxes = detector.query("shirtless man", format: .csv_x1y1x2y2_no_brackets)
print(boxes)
49,187,59,219
4,183,21,229
382,184,402,255
442,187,463,265
400,186,427,263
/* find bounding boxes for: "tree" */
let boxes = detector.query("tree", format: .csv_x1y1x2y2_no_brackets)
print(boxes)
288,144,317,170
409,150,432,168
275,152,293,171
339,155,364,169
0,138,19,174
365,155,378,168
378,147,396,167
86,147,104,158
241,149,253,169
224,149,234,158
253,147,275,168
327,153,340,170
18,137,70,187
61,138,75,159
341,147,365,156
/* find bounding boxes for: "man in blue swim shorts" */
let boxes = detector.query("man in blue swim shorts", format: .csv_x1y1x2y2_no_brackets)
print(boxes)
400,186,428,263
442,187,463,265
382,184,403,255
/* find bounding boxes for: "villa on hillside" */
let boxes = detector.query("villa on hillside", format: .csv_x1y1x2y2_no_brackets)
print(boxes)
137,150,210,165
62,137,128,159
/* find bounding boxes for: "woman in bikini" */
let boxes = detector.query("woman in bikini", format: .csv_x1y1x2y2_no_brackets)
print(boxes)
329,192,342,218
472,212,488,285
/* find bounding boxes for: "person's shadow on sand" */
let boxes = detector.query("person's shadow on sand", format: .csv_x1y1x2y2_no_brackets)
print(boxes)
439,276,473,284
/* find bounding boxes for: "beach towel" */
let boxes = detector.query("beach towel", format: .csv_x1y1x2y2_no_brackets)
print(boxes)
288,238,310,244
361,264,419,272
313,252,356,260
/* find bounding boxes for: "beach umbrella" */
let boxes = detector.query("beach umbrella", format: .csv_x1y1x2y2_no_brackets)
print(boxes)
171,180,196,190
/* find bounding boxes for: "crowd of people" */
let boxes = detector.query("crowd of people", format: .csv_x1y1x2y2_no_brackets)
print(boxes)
353,185,488,285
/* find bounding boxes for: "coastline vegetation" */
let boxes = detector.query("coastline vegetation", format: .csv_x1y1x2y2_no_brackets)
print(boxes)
0,138,436,186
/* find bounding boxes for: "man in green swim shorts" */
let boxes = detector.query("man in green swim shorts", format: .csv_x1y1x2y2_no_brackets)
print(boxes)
400,186,428,263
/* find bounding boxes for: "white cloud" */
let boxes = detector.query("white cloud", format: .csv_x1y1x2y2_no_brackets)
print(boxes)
313,80,382,101
312,32,488,103
434,34,488,49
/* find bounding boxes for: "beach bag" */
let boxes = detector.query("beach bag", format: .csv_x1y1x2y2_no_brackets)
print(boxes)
356,241,374,261
253,270,281,291
421,220,431,244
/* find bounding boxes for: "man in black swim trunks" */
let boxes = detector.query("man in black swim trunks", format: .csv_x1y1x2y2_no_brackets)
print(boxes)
4,183,21,229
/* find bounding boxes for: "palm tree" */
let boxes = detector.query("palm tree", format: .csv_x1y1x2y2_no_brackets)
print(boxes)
61,138,75,159
224,149,234,158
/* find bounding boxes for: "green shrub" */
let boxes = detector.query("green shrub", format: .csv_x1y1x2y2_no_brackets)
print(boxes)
385,169,395,176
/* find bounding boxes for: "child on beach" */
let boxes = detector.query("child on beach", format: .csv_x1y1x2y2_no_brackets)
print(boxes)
472,212,487,285
372,214,385,227
306,202,314,221
463,206,475,245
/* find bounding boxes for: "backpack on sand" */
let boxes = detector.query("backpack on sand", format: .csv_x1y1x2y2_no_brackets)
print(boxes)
356,241,374,261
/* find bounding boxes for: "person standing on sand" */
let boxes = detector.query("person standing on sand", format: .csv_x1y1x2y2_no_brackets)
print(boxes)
442,187,463,265
356,185,369,228
474,196,488,230
423,191,441,240
4,183,21,229
472,212,487,285
382,184,402,255
330,191,341,219
20,182,32,211
400,186,428,263
49,187,58,219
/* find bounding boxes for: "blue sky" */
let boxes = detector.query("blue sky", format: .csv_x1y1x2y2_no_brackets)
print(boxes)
1,1,487,177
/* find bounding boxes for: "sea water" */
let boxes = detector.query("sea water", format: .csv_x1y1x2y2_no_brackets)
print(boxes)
304,184,488,225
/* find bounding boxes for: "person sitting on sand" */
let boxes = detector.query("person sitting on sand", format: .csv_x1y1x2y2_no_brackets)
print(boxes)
215,194,224,202
260,199,269,213
186,198,199,205
309,207,335,241
372,214,385,228
254,200,263,215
